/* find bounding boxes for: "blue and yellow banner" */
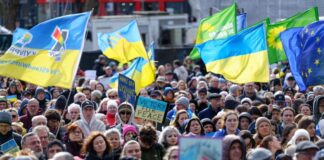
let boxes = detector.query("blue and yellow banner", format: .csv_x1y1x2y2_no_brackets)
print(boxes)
109,57,155,94
97,20,147,64
0,12,91,89
197,23,269,83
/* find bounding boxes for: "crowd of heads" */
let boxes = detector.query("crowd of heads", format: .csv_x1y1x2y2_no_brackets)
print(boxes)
1,56,324,160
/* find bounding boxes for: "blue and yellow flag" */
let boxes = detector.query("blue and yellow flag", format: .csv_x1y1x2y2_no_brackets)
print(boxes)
281,21,324,91
0,12,91,89
147,41,156,71
197,23,269,83
97,20,147,64
237,13,247,32
109,57,155,94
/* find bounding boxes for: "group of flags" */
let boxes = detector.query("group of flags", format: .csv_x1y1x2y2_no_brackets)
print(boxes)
0,12,155,93
1,4,324,92
190,3,323,91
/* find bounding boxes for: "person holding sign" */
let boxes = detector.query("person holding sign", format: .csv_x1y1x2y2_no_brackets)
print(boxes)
0,111,22,150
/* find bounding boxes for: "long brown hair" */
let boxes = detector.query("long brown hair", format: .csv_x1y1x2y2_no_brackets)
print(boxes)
81,131,111,156
171,110,189,129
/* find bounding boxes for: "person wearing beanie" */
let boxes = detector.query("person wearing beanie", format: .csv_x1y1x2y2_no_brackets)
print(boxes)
253,117,273,146
166,96,194,121
0,96,8,111
122,125,138,143
241,97,253,108
54,95,67,114
73,100,105,137
163,87,175,104
201,118,216,134
0,111,22,148
248,148,272,160
287,129,310,147
239,112,252,130
106,100,118,127
198,93,222,120
114,102,139,134
224,99,240,111
34,87,48,113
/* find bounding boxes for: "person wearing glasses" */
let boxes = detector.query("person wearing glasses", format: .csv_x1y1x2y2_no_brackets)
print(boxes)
0,111,22,149
114,102,139,134
74,100,105,137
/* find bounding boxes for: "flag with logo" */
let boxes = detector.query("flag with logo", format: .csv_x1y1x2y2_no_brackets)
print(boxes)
0,12,91,89
267,7,318,64
197,23,269,83
97,20,147,64
189,3,237,60
281,21,324,91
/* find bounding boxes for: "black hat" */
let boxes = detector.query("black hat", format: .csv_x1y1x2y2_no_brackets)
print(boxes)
296,141,319,153
284,87,295,94
198,88,207,94
287,75,295,81
201,118,214,126
0,111,12,125
55,95,67,110
275,94,285,102
239,112,252,123
224,99,240,110
208,93,221,100
81,100,94,110
271,78,281,86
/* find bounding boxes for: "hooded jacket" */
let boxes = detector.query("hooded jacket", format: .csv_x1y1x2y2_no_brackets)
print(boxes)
222,135,246,160
114,102,139,133
74,108,105,137
313,95,324,124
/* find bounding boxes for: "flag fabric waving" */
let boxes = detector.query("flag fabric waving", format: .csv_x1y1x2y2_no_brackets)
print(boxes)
197,23,269,83
281,21,324,91
109,57,155,94
267,7,318,64
189,3,237,60
0,12,91,89
12,28,29,45
97,20,147,64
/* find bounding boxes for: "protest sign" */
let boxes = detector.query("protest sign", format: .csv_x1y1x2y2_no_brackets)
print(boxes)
6,95,17,103
135,96,167,123
98,77,111,90
118,74,136,106
179,137,222,160
85,70,96,80
0,139,20,156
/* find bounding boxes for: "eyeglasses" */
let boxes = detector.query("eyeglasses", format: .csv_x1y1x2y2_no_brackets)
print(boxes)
120,111,131,115
109,95,118,99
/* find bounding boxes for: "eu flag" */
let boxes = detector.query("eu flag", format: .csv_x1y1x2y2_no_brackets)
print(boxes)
281,21,324,91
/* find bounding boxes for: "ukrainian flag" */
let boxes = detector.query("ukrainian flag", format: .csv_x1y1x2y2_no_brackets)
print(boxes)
109,57,155,94
147,42,156,71
0,12,91,89
197,23,269,83
97,20,147,64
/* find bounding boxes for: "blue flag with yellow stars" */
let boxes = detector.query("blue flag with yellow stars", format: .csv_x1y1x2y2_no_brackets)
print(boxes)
281,21,324,91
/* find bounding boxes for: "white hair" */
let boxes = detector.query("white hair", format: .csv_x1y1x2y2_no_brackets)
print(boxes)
32,125,50,133
31,115,47,126
73,92,86,103
105,128,122,140
67,103,81,114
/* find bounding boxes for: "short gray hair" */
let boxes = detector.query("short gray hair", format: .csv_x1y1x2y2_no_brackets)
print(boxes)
67,103,81,114
105,128,122,140
32,125,50,134
52,152,74,160
21,132,38,148
31,115,47,126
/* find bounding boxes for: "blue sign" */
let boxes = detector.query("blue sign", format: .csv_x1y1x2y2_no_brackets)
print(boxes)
135,96,167,123
118,74,136,106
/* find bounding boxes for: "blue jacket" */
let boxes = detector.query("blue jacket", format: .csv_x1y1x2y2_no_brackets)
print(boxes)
212,129,240,138
198,105,220,120
166,108,194,121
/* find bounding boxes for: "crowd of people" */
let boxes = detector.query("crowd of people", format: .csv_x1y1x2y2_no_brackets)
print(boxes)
1,55,324,160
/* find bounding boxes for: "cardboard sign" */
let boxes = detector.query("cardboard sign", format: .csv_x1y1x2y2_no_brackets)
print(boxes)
0,139,20,156
98,77,111,90
85,70,97,80
118,74,136,106
135,96,167,123
179,137,222,160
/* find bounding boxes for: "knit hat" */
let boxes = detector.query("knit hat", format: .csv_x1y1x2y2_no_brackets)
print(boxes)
107,100,118,109
0,96,7,103
224,99,240,110
0,111,12,125
248,148,272,160
122,124,138,137
163,87,174,96
55,95,67,110
91,90,102,99
241,97,252,105
239,112,252,123
35,87,45,96
296,141,319,153
255,117,271,130
9,81,16,87
175,97,189,108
